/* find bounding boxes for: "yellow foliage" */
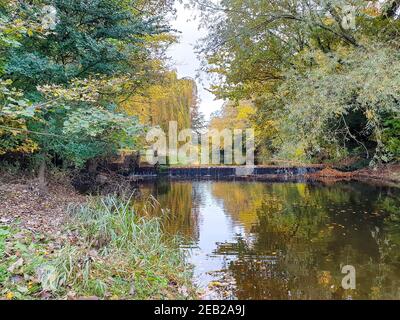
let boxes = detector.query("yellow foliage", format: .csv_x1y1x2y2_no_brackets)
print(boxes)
318,271,332,286
0,119,39,155
209,100,255,131
294,147,305,158
121,71,196,132
296,183,307,198
362,6,380,17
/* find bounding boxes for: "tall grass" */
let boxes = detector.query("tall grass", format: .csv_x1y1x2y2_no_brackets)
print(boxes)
38,196,195,299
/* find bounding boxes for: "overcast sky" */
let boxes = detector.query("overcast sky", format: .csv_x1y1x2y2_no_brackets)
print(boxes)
167,1,224,120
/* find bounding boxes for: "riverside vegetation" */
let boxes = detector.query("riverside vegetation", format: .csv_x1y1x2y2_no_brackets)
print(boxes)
0,195,196,300
1,0,400,300
0,0,200,299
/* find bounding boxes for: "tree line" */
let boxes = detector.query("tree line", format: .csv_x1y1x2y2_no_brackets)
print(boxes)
0,0,203,182
199,0,400,165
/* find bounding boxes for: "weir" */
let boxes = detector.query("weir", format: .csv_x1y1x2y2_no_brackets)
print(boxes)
133,165,324,178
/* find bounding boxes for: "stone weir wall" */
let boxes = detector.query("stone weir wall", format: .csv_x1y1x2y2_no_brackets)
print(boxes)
133,165,324,178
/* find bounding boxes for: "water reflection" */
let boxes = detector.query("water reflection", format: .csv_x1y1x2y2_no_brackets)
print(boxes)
134,180,400,300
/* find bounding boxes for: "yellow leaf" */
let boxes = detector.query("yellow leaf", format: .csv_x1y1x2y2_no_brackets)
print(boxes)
6,292,14,300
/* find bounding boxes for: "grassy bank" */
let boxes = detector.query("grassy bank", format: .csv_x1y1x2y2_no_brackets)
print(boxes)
0,196,195,300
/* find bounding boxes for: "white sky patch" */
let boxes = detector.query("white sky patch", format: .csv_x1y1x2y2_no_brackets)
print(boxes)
167,1,224,120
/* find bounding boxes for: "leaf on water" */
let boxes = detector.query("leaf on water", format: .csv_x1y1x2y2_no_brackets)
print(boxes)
208,281,223,288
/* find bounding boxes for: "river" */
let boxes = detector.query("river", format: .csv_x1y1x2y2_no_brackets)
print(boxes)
133,180,400,300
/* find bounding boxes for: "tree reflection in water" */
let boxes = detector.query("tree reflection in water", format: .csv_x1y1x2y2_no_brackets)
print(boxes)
133,181,201,244
135,181,400,299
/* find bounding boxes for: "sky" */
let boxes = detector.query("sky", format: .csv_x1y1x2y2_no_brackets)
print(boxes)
167,1,224,120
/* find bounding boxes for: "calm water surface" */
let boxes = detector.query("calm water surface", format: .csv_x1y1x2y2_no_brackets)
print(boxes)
134,180,400,300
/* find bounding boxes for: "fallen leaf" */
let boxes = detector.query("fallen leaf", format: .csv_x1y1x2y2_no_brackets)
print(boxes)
17,286,28,294
78,296,99,300
129,284,136,296
6,292,14,300
7,258,24,273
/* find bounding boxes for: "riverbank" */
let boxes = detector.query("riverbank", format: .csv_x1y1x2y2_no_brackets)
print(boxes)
1,163,399,300
0,177,196,300
304,164,400,185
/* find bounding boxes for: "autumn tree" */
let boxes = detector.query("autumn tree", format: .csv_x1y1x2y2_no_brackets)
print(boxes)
122,71,200,133
194,0,400,164
0,0,173,185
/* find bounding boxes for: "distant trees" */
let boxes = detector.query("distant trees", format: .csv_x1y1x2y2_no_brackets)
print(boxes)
122,72,203,133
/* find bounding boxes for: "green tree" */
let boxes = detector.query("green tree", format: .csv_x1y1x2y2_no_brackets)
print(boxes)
0,0,171,184
194,0,400,164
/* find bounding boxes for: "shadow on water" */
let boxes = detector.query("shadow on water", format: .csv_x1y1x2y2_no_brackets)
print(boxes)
133,180,400,300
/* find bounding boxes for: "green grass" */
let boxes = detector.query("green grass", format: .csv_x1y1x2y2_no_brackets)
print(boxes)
0,197,196,300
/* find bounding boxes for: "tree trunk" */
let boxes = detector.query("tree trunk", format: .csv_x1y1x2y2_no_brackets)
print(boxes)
87,158,98,174
38,157,47,192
